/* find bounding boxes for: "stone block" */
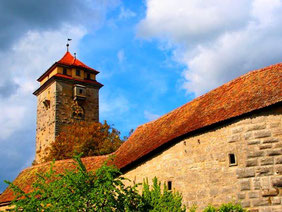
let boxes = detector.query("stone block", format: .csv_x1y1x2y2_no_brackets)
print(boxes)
254,130,271,138
262,188,278,197
236,168,255,178
248,210,259,212
248,140,261,145
272,197,281,205
252,116,266,124
240,179,251,191
227,134,240,143
209,188,218,196
246,159,258,167
253,178,261,190
262,137,279,144
261,177,271,189
248,191,260,199
260,157,274,166
273,142,282,148
247,151,264,158
267,149,281,156
244,132,252,140
232,127,244,134
252,199,269,207
247,123,266,131
269,122,280,128
241,200,250,208
271,177,282,187
275,156,282,164
272,128,282,136
237,192,246,200
274,165,282,175
260,207,272,212
256,167,273,176
259,144,272,150
272,207,282,212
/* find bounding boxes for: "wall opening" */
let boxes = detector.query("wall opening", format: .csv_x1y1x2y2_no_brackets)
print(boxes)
229,153,237,166
167,181,172,190
76,69,81,76
63,68,67,75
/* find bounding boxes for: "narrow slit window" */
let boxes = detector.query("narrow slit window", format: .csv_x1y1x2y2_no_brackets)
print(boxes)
167,181,172,190
76,69,81,76
63,68,67,75
229,153,237,166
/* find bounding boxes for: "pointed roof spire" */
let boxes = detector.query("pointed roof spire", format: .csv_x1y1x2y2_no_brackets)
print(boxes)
66,38,72,52
37,51,99,82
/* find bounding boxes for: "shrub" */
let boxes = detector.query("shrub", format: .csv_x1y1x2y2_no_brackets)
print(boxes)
5,155,186,211
142,177,186,212
203,202,245,212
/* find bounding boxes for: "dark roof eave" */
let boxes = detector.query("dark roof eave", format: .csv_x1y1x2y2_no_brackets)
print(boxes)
37,63,100,82
37,62,58,82
33,75,103,96
57,62,100,74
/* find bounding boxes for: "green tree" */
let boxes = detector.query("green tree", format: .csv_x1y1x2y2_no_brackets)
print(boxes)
43,121,123,162
5,155,186,212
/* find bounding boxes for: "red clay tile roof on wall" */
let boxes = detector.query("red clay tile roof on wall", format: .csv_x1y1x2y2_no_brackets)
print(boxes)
0,156,109,204
1,63,281,203
37,52,99,82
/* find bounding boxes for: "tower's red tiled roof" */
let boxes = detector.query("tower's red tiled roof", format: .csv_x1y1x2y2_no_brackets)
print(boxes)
1,63,281,204
57,52,99,73
37,52,99,82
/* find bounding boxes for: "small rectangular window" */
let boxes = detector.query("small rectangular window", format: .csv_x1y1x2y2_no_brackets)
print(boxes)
86,73,90,80
76,69,80,76
229,153,237,166
63,68,67,75
167,181,172,190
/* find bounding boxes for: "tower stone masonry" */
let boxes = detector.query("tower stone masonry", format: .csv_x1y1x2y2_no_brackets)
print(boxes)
33,51,103,164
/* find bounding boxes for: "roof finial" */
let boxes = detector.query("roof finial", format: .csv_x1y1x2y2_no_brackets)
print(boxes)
66,38,72,52
74,52,77,59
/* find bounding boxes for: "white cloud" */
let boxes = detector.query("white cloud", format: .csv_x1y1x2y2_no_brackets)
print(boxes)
117,49,125,63
138,0,282,96
0,25,86,140
144,110,160,121
0,103,25,139
119,7,136,19
100,90,130,117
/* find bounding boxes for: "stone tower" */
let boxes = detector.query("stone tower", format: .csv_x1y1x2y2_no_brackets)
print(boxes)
33,51,103,164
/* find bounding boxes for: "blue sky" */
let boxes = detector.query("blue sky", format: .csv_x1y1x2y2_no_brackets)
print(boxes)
0,0,282,192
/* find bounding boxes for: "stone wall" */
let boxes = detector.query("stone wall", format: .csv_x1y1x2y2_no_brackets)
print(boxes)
123,104,282,211
34,79,99,164
34,82,56,163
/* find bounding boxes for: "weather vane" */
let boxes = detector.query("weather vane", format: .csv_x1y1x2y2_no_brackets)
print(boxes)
66,38,72,52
